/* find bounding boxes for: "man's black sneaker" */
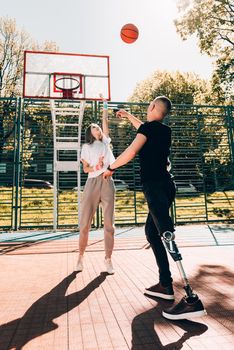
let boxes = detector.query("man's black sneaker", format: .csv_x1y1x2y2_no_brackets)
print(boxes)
144,282,175,300
162,295,207,320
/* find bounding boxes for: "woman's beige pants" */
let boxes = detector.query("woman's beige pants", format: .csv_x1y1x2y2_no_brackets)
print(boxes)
79,175,115,258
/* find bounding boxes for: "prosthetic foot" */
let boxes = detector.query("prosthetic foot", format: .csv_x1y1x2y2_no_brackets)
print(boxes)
161,231,207,320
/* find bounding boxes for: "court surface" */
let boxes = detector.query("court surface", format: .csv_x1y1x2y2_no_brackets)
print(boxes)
0,224,233,349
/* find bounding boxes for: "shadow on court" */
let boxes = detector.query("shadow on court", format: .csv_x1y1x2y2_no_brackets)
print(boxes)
131,303,208,350
131,264,234,349
0,271,108,350
0,231,78,255
0,262,233,349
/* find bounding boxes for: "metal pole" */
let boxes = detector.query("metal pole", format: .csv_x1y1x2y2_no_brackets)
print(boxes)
14,97,22,230
77,101,86,228
227,106,234,167
197,107,208,221
50,100,57,231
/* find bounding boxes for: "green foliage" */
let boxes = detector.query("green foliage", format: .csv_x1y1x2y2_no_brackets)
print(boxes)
0,17,59,98
21,128,35,176
128,70,212,104
0,17,59,165
175,0,234,103
211,47,234,103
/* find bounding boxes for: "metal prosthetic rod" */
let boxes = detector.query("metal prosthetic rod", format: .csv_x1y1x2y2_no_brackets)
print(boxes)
162,231,196,298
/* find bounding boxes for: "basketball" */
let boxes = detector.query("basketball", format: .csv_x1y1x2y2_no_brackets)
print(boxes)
120,23,139,44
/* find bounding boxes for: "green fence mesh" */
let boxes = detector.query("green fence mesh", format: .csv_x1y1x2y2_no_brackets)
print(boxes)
0,98,233,230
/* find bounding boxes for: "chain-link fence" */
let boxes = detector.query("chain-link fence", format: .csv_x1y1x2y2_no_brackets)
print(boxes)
0,98,233,230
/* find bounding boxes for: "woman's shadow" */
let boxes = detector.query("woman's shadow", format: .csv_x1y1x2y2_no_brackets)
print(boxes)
0,271,108,350
131,297,208,350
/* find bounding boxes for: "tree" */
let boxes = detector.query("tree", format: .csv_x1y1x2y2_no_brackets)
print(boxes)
0,17,59,98
0,17,59,164
128,70,212,104
128,70,232,192
175,0,234,103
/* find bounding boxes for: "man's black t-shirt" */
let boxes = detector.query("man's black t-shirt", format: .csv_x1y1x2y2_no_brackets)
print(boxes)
137,121,171,182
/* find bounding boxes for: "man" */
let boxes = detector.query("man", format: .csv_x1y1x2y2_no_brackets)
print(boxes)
103,96,206,320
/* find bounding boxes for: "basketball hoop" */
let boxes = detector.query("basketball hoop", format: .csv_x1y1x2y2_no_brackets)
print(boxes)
23,51,111,100
54,76,80,99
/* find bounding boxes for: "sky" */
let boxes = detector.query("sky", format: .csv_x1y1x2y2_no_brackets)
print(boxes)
1,0,214,101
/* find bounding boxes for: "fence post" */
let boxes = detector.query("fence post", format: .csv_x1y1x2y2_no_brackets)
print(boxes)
133,158,137,225
13,97,22,230
167,109,177,225
94,100,98,122
227,105,234,168
197,107,208,221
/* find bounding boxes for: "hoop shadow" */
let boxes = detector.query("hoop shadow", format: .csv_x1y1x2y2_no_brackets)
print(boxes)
0,271,108,350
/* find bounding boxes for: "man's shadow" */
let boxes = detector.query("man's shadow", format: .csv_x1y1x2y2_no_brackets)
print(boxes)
131,297,208,350
0,271,108,350
131,263,234,349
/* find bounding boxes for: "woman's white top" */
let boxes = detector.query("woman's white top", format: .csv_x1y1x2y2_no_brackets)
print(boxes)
81,135,115,178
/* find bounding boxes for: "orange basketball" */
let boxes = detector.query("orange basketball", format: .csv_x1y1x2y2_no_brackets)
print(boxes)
120,23,139,44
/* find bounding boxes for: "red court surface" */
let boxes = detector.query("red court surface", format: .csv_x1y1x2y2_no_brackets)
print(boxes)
0,225,234,350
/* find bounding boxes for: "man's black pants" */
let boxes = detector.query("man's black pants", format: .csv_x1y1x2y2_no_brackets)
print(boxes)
142,178,176,287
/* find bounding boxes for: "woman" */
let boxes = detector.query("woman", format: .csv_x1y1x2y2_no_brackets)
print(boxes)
76,99,116,274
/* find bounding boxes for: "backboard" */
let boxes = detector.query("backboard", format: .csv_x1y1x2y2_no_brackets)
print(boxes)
23,51,111,100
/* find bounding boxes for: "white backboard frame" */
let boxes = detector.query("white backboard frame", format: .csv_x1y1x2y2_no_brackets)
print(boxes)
23,51,111,100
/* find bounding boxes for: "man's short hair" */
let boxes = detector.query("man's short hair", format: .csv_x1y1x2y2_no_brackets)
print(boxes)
154,96,172,115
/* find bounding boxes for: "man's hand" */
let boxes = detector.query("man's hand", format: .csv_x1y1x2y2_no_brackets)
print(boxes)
103,169,114,179
116,109,130,119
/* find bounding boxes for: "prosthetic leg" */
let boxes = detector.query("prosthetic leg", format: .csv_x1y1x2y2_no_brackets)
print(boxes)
162,231,195,298
161,231,207,319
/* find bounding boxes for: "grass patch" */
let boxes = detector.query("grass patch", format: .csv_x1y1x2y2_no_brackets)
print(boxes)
0,187,233,228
